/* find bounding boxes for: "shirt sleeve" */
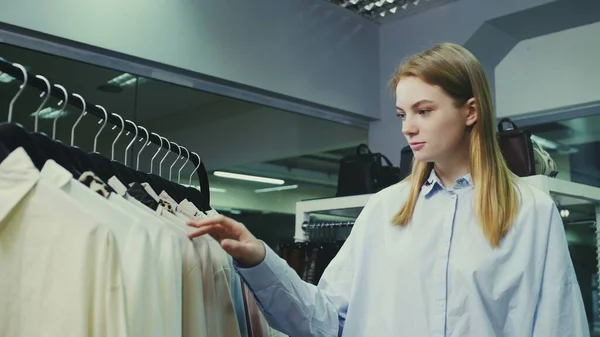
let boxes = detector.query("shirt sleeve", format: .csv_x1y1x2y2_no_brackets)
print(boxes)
532,206,590,337
235,197,375,337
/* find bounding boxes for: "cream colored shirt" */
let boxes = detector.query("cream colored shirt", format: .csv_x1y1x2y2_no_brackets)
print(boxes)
160,209,209,337
111,194,183,337
40,161,164,337
0,148,128,337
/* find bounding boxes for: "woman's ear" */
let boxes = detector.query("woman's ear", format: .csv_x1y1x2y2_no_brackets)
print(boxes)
464,97,478,126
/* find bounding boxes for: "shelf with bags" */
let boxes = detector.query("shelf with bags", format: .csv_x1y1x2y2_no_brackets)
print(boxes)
294,175,600,242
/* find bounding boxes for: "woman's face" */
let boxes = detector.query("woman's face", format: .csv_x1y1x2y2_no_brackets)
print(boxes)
395,76,477,164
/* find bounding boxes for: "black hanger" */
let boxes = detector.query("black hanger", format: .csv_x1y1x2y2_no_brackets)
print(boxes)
0,123,48,169
31,132,79,175
0,141,9,163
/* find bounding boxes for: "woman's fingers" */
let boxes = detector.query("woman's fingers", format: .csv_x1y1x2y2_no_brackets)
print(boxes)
186,215,245,240
187,223,227,240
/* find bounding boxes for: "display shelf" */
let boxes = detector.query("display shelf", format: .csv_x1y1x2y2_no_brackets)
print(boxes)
295,175,600,242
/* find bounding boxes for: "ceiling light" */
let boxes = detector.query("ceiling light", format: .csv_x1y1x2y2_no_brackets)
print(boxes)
364,2,375,10
530,135,559,150
401,2,409,9
0,72,15,83
255,185,299,193
412,0,421,5
209,187,227,193
350,0,360,4
386,0,395,2
375,0,385,7
380,11,386,17
106,73,148,88
213,171,285,185
389,6,398,13
29,107,69,120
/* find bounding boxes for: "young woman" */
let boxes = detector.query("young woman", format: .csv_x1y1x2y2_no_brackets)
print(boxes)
188,43,589,337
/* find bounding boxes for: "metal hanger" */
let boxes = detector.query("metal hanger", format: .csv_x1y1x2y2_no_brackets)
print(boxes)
52,84,68,140
185,151,208,211
127,124,151,184
32,75,51,133
188,151,201,186
108,113,136,184
178,146,190,184
158,136,171,178
7,63,28,123
87,105,120,182
93,105,108,153
1,63,47,168
29,79,79,175
110,113,124,161
63,93,98,174
150,132,163,174
169,142,181,182
136,126,149,171
70,93,87,147
124,119,138,166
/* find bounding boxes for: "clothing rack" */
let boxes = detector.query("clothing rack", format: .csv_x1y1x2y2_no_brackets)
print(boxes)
301,220,354,242
0,58,210,204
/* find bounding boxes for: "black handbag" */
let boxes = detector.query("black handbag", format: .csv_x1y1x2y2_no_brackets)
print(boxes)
336,144,402,197
497,118,536,177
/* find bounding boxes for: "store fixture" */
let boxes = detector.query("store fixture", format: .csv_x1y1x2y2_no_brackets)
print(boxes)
0,58,211,203
325,0,457,21
295,175,600,242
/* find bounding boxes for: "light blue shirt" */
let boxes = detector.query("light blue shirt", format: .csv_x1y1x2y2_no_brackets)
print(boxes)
236,171,590,337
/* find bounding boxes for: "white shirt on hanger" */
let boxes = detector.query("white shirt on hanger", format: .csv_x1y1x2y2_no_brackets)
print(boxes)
39,160,164,337
109,192,183,337
154,204,209,337
0,148,128,337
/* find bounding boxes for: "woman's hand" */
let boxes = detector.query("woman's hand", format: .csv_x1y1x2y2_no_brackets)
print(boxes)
187,215,266,268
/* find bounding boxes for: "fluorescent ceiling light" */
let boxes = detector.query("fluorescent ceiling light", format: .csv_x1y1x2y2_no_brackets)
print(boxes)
255,184,299,193
213,171,284,185
209,187,227,193
0,57,31,84
389,6,398,13
106,73,148,88
29,107,69,120
0,72,14,83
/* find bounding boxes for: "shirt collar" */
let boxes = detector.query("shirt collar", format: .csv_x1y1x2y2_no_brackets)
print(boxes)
0,147,40,226
422,169,473,198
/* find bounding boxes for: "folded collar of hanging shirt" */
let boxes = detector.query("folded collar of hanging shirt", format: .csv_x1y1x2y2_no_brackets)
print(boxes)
0,147,41,226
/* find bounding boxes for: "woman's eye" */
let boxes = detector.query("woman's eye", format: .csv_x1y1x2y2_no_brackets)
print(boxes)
396,113,406,120
418,109,431,115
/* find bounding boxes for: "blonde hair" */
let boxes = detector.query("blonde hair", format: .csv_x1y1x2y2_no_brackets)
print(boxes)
390,43,518,248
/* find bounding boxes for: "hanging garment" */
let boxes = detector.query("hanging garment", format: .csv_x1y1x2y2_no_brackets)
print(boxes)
108,189,184,337
0,148,128,337
152,199,209,337
230,256,250,337
40,161,164,337
162,209,241,337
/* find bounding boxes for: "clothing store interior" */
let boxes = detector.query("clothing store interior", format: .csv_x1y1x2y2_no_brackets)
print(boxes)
1,0,600,336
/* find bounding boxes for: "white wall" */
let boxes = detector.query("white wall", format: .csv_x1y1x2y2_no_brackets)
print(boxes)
496,22,600,119
0,0,380,119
